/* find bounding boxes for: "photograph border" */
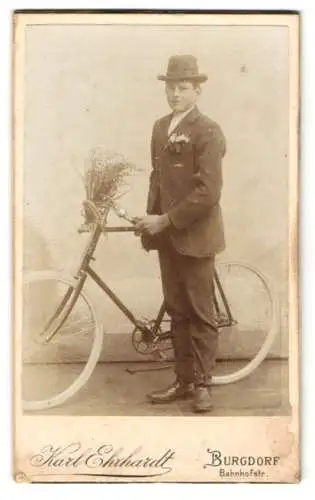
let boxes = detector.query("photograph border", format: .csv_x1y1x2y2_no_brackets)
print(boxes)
13,10,300,484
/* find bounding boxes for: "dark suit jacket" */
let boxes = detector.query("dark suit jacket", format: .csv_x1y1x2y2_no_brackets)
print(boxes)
145,106,226,257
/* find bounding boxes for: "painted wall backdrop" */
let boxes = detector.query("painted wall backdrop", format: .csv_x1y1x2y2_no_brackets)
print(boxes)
23,24,289,359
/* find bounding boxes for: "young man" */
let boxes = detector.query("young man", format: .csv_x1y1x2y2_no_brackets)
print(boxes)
135,55,226,413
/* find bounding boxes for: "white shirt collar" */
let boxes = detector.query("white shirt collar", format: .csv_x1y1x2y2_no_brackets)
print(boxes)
168,105,195,135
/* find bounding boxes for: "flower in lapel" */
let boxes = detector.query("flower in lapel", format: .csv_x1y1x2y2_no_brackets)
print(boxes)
168,132,190,154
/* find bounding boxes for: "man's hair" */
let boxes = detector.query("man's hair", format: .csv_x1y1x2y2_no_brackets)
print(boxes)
185,80,201,91
165,79,201,90
191,81,201,90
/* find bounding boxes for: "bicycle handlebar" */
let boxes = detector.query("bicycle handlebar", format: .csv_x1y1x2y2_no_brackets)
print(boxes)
80,199,138,234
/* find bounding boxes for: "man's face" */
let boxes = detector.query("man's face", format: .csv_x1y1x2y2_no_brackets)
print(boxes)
165,80,200,113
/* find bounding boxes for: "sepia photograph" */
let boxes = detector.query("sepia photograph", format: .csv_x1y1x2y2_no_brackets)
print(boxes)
13,11,299,483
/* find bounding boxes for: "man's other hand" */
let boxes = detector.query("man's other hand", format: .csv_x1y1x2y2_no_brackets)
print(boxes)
134,214,170,235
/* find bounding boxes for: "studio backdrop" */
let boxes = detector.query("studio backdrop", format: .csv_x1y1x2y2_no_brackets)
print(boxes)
23,24,289,361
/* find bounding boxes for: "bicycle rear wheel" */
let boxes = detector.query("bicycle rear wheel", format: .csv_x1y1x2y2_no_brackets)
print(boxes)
22,271,103,411
212,261,279,385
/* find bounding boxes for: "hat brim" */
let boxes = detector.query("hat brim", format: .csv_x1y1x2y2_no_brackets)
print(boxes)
157,74,208,83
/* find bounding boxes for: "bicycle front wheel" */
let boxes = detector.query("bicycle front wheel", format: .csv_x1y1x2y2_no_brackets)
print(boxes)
212,261,279,385
22,271,103,411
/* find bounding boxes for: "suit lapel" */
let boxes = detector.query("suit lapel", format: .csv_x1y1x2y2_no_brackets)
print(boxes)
159,107,201,152
171,106,201,136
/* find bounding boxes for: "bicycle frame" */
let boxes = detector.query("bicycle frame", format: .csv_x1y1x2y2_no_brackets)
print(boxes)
74,210,236,335
76,223,167,337
43,201,236,344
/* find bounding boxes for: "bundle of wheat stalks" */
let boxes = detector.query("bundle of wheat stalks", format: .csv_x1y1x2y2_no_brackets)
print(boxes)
82,146,135,227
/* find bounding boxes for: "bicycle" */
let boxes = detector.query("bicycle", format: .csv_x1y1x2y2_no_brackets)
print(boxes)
22,199,279,412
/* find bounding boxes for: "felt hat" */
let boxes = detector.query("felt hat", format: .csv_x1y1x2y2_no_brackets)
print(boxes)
157,55,208,83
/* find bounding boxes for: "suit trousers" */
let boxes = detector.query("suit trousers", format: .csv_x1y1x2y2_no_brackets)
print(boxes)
158,237,219,387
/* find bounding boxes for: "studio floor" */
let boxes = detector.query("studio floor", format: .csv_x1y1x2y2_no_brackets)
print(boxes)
23,359,290,417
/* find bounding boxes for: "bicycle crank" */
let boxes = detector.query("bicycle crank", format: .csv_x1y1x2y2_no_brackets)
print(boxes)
131,320,172,356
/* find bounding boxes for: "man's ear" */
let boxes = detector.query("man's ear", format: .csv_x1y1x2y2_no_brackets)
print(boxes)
195,84,202,97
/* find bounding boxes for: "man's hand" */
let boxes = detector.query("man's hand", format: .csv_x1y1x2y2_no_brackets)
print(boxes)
134,214,170,235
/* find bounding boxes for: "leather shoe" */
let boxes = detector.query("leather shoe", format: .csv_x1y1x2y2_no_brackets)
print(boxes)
147,380,194,404
192,386,213,413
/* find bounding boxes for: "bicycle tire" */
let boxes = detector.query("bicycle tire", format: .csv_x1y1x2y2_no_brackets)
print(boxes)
212,261,279,385
22,271,103,411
